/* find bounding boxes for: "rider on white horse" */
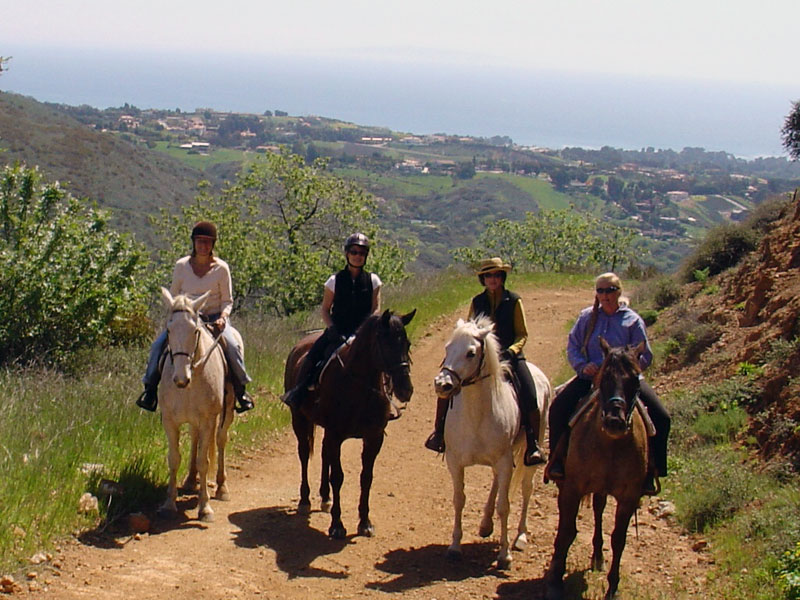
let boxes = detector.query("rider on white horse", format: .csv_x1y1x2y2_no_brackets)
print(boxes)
282,233,383,410
136,221,254,414
425,257,546,466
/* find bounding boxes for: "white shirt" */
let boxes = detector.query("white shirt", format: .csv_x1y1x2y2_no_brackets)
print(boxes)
170,256,234,318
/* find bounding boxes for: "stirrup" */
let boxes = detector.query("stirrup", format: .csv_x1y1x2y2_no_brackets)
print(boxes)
545,458,565,481
424,431,445,453
235,392,254,414
136,389,158,412
524,446,546,467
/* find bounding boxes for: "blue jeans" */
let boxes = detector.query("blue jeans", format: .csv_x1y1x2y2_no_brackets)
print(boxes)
142,324,251,393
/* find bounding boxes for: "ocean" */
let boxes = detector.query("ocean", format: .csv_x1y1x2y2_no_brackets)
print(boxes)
2,45,796,158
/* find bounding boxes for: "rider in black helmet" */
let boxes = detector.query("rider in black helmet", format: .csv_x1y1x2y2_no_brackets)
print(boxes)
282,233,383,409
136,221,254,414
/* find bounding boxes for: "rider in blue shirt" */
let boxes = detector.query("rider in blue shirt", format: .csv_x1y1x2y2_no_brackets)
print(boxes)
547,273,670,495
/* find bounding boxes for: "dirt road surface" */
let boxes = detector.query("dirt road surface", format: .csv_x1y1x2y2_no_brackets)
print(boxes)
23,285,711,599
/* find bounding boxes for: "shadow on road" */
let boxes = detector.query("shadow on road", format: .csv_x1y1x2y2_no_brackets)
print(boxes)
228,505,352,579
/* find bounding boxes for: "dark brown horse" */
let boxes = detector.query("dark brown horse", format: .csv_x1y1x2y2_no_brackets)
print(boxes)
283,309,415,539
545,338,649,600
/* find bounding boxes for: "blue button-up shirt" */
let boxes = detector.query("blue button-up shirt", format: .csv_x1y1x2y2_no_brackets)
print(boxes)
566,304,653,379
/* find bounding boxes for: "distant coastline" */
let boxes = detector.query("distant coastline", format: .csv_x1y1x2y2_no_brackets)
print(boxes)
2,45,794,158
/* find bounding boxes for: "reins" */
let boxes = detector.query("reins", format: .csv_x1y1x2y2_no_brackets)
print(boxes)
438,336,491,403
167,308,224,373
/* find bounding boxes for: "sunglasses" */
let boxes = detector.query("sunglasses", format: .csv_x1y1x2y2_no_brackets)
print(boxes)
596,286,619,294
483,272,504,279
347,248,367,257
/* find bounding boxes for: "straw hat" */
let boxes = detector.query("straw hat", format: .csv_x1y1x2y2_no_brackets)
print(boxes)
476,257,512,275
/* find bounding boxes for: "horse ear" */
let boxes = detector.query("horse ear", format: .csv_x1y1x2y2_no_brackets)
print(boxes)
456,318,465,328
192,290,211,314
400,308,416,326
161,287,174,308
380,309,392,326
599,336,611,355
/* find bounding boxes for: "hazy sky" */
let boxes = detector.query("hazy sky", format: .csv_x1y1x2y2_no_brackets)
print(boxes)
4,0,799,86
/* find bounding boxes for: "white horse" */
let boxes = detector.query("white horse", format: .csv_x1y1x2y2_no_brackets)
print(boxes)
434,316,552,569
159,288,236,522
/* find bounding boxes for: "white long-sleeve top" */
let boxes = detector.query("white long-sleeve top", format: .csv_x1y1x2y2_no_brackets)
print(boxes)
170,255,234,319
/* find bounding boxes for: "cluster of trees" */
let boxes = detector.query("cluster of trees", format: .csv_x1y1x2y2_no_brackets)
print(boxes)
452,208,637,274
0,150,415,366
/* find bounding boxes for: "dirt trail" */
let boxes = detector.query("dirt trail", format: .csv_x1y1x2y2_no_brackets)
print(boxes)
24,285,711,599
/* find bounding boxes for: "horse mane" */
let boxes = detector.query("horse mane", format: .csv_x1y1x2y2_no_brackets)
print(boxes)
459,316,510,390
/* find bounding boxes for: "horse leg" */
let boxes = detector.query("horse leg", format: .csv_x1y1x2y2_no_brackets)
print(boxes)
479,473,498,538
160,420,181,515
605,499,637,600
513,462,535,551
181,425,199,492
292,412,313,514
357,433,384,537
323,434,346,539
591,493,607,571
320,442,332,513
494,457,514,570
447,464,466,560
544,488,581,600
196,420,215,522
215,401,233,501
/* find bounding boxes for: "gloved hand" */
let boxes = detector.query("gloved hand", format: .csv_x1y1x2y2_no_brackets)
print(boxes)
500,349,515,363
328,324,346,345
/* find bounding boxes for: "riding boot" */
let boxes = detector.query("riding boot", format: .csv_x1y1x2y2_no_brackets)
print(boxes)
546,431,569,481
136,387,158,412
282,360,316,410
424,396,449,453
643,437,660,495
523,409,546,466
234,385,254,414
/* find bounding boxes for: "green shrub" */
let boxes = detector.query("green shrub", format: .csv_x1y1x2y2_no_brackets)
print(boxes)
0,164,150,365
680,223,758,283
652,276,681,309
672,445,758,532
639,308,658,326
779,542,800,599
693,405,748,443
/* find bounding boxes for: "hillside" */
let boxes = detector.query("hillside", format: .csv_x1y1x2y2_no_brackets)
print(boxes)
652,190,800,469
0,92,203,241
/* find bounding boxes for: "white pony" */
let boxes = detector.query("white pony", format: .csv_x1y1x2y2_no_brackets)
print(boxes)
159,288,236,522
434,316,552,569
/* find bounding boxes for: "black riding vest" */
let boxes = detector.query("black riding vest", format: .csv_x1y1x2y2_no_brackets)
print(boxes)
331,268,374,337
471,289,525,359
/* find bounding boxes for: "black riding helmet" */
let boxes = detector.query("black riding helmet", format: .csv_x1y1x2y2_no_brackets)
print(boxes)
191,221,217,242
344,232,370,254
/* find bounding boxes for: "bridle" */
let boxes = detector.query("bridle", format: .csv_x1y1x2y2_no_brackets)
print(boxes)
167,308,222,372
439,335,490,399
597,370,641,430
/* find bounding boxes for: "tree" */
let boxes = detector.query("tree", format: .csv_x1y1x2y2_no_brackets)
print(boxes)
156,149,415,316
0,164,150,365
781,99,800,160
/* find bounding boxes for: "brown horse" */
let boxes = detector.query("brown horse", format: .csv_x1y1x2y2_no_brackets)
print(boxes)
284,309,415,539
545,338,649,600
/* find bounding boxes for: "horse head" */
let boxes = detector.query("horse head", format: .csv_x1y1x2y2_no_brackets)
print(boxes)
375,308,416,403
162,287,209,388
594,337,646,438
435,316,501,398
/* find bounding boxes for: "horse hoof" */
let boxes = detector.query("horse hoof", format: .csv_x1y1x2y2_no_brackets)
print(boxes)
199,510,215,523
513,533,528,551
478,523,493,538
496,556,512,570
214,489,230,501
591,556,605,571
320,500,332,513
357,522,375,537
296,501,311,515
446,548,462,562
329,525,347,539
604,588,619,600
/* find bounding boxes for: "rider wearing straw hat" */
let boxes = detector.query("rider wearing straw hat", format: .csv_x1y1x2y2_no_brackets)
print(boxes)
425,257,545,466
136,221,254,414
